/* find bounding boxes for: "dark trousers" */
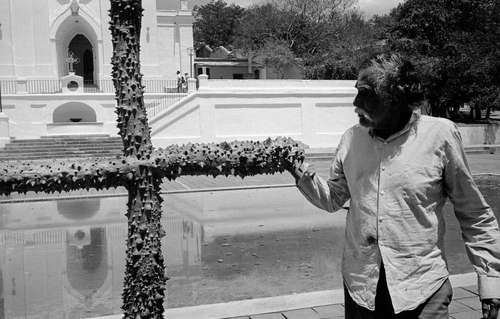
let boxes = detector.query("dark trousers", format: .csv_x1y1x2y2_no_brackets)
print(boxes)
344,265,453,319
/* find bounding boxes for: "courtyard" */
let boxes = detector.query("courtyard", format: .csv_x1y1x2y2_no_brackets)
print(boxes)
1,151,499,319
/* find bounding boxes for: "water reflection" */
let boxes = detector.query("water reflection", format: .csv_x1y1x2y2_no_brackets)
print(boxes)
58,200,100,220
0,176,498,318
66,227,109,317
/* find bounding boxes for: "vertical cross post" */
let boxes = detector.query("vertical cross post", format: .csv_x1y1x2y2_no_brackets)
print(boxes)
109,1,166,317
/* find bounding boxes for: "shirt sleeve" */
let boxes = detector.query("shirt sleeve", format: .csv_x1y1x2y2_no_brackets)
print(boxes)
443,124,500,300
296,132,351,213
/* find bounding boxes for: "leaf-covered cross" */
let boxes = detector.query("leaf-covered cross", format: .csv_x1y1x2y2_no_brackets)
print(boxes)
0,1,304,318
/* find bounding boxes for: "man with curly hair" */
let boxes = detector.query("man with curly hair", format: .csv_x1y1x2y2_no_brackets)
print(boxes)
287,54,500,318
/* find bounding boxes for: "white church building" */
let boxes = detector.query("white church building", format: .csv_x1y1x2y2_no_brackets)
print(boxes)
0,0,194,84
0,0,204,145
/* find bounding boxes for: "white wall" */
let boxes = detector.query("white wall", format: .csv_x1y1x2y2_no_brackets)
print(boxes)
457,123,500,145
2,94,118,138
150,80,359,149
3,80,500,149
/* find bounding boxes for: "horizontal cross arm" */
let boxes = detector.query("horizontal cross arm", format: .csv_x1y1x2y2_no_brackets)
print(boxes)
0,137,306,196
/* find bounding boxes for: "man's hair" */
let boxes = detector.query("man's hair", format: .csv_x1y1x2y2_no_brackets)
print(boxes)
358,54,424,110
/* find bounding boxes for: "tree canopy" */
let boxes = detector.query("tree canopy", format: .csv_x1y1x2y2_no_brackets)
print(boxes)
192,0,500,121
388,0,500,120
193,0,244,48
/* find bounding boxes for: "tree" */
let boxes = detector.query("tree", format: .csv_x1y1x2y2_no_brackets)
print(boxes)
388,0,500,121
234,3,298,53
257,39,300,79
0,1,305,318
193,0,245,49
271,0,356,24
235,0,357,60
304,11,384,79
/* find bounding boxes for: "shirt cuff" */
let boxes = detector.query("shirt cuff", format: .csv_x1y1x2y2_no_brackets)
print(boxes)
478,275,500,299
296,169,315,187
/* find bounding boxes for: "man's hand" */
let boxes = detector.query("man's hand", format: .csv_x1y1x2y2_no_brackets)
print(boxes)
283,155,310,182
482,298,500,319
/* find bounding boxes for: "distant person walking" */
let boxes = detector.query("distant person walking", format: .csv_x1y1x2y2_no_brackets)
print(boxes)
182,72,189,92
176,70,182,93
286,53,500,319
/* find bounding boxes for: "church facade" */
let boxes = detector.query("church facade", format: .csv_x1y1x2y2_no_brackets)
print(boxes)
0,0,194,83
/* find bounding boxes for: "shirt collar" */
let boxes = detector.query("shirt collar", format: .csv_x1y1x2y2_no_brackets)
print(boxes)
369,111,420,143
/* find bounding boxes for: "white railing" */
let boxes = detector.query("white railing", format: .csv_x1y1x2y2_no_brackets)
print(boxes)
83,80,114,93
143,79,180,93
1,79,181,94
27,79,62,94
145,93,188,118
0,80,17,94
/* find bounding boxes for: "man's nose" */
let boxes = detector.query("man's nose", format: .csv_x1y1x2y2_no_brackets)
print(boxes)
353,94,361,107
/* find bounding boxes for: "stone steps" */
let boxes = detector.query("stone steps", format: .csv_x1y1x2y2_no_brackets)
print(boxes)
0,135,123,161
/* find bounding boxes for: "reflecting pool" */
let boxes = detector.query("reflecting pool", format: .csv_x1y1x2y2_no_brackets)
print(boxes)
0,175,499,318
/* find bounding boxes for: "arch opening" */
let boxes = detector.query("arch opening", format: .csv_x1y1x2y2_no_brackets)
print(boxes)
69,35,95,84
54,14,99,82
53,102,97,123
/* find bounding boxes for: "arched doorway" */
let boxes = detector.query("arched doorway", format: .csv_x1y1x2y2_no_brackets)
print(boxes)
52,12,100,81
68,34,94,85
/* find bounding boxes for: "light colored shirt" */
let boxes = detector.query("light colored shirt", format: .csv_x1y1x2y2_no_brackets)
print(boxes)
297,113,500,313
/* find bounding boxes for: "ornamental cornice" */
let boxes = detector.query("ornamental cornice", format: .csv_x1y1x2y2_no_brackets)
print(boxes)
49,0,101,41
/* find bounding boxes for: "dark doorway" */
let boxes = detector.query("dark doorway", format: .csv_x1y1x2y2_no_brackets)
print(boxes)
68,34,94,84
83,50,94,83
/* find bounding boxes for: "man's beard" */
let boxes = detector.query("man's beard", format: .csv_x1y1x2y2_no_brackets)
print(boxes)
358,114,372,127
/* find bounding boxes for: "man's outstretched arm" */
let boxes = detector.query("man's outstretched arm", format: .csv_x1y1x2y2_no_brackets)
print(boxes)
286,133,351,213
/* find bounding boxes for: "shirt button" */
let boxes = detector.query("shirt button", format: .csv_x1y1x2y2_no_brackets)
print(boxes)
367,236,377,244
379,218,383,223
381,167,386,171
380,191,385,196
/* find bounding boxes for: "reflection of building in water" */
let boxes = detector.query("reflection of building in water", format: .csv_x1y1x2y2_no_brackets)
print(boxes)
65,227,112,318
0,197,202,318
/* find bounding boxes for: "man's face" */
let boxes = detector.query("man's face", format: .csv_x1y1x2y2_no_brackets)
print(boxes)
353,75,391,129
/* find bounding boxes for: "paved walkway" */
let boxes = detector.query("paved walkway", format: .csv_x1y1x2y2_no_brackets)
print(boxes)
223,284,482,319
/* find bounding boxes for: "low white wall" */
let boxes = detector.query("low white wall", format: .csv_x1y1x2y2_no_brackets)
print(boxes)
150,80,500,149
2,94,119,138
456,123,500,145
1,93,175,139
3,80,499,149
150,80,358,149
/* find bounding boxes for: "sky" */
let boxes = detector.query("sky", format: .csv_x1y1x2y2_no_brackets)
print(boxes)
191,0,406,17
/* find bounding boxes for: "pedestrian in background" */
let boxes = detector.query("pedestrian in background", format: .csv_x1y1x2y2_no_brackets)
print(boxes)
176,70,182,93
182,72,189,92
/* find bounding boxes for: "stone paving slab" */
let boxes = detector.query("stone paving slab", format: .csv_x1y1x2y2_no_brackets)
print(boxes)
282,308,321,319
312,304,344,318
250,313,285,319
225,284,482,319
